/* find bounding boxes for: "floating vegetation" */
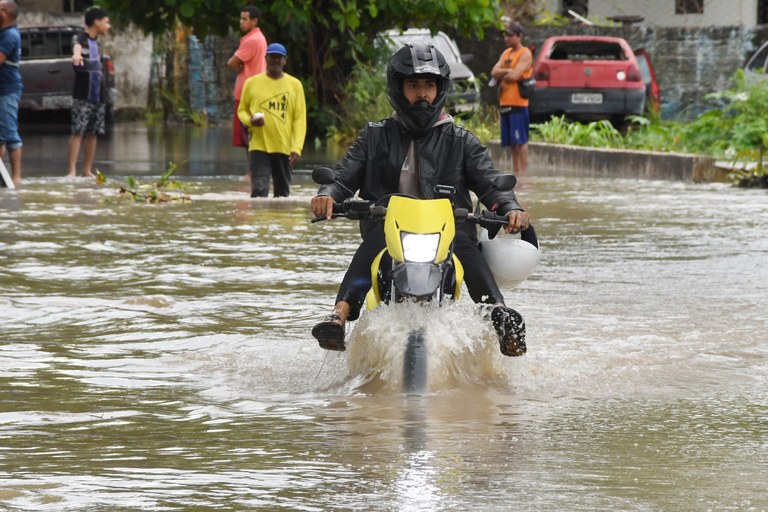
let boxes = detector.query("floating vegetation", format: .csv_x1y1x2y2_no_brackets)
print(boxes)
95,162,191,203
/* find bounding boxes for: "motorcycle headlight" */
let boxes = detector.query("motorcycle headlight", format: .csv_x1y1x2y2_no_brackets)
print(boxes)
401,232,440,263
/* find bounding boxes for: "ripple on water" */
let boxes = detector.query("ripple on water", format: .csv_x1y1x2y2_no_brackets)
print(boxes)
1,174,767,510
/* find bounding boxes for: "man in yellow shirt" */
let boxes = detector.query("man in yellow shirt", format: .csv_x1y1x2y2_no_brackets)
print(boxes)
237,43,307,197
491,22,533,176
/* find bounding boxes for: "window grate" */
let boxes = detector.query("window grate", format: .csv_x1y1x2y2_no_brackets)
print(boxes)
62,0,95,13
675,0,704,14
758,0,768,24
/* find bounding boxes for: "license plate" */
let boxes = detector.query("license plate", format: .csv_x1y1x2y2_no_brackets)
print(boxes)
42,95,73,109
571,93,603,104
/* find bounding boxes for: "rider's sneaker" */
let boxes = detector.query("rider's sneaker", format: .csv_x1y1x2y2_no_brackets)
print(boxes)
311,314,346,351
491,306,527,357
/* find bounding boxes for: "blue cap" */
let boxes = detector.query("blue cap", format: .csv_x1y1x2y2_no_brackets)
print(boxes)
266,43,287,57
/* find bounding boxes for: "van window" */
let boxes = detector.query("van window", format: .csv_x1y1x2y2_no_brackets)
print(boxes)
20,28,79,60
385,33,459,63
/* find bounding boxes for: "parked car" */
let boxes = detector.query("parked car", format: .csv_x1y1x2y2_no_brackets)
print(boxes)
380,28,481,115
744,40,768,82
19,25,115,121
529,35,659,125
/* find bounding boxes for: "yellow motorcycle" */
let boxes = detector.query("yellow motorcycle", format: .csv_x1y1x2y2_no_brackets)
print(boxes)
311,167,537,393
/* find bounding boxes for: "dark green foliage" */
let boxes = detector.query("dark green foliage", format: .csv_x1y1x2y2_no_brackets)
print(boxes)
101,0,502,135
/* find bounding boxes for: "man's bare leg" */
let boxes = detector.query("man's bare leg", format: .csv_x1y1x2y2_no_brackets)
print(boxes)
9,147,21,185
81,134,98,177
67,134,83,178
511,143,528,175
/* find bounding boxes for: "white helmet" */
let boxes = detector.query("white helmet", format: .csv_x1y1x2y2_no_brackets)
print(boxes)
478,228,540,288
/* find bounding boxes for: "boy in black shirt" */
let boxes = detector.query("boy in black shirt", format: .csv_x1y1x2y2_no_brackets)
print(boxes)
66,7,110,179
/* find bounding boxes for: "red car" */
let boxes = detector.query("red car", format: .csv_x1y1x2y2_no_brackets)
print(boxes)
530,35,659,125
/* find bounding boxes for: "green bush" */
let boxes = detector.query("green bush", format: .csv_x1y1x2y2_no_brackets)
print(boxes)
455,106,499,144
324,59,392,146
531,115,624,148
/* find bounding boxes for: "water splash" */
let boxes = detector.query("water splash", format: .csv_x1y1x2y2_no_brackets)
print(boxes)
344,301,509,394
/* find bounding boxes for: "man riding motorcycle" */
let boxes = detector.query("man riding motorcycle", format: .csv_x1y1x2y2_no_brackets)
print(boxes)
310,42,530,356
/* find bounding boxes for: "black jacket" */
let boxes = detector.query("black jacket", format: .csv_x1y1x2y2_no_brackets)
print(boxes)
319,117,523,236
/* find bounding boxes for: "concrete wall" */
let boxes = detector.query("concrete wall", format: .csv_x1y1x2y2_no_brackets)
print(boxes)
20,0,65,12
187,36,238,123
458,23,768,119
491,141,729,182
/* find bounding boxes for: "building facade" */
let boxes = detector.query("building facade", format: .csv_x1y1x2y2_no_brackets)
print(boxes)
544,0,768,27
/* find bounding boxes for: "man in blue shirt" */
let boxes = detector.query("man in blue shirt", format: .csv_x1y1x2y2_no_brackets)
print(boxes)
0,0,22,186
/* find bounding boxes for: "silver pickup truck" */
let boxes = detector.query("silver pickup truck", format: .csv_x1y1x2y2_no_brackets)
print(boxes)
19,25,115,118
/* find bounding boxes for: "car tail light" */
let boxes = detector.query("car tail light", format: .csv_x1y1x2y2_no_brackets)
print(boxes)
534,62,549,82
626,63,642,82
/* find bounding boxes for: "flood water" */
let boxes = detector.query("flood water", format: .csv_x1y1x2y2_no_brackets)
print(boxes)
1,123,767,511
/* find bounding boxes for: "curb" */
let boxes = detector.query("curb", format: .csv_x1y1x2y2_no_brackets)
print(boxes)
487,141,731,183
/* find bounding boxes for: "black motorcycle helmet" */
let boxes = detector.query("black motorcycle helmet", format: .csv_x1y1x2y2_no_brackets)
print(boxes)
386,42,451,136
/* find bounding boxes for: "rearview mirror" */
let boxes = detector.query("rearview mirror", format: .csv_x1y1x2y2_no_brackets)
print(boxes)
312,167,336,185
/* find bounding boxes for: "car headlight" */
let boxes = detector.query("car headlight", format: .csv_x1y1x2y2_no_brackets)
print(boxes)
401,232,440,263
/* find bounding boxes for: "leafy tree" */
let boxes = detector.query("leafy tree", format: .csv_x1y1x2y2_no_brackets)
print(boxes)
101,0,504,133
101,0,235,37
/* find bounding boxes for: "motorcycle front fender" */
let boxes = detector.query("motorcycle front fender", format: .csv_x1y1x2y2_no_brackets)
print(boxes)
452,253,463,301
365,248,388,311
392,262,443,299
365,252,465,310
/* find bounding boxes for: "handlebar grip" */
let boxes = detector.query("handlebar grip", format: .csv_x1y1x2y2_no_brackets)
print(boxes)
370,205,387,218
311,201,345,223
311,199,382,223
454,208,469,220
480,210,509,223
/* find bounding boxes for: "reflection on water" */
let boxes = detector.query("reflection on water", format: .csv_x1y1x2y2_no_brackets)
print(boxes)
1,140,767,510
19,122,343,178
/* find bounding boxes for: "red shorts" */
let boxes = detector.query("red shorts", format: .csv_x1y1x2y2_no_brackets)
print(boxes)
232,99,249,147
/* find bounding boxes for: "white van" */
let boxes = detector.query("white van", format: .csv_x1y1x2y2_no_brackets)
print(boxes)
381,28,480,114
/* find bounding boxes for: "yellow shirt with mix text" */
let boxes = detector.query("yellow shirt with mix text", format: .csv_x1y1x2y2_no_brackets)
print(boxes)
238,73,307,156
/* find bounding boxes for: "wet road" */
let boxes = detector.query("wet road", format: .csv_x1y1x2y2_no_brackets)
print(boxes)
1,123,766,510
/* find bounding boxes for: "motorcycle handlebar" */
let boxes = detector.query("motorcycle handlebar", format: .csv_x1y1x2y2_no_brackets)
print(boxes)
312,199,510,229
310,198,377,223
462,209,510,239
